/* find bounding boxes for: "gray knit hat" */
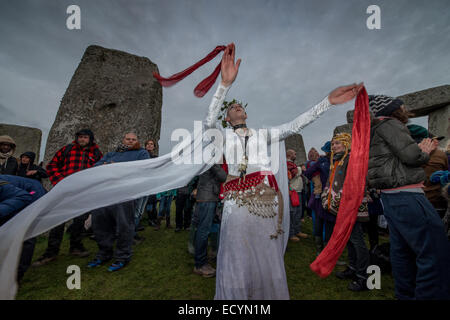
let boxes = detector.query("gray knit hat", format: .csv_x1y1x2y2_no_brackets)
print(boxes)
368,95,404,117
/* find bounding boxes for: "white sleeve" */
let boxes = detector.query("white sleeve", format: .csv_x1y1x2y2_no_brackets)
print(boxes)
204,82,231,129
268,96,333,141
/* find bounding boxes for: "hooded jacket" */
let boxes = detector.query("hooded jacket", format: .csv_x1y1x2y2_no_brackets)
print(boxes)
0,135,18,175
368,118,429,189
16,151,48,182
0,180,33,225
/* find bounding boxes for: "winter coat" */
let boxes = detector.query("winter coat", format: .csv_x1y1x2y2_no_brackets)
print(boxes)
0,135,18,175
0,174,46,202
368,118,429,189
321,153,369,222
16,151,48,182
95,147,149,165
196,164,227,202
0,180,33,225
423,149,448,209
46,141,103,185
305,156,331,188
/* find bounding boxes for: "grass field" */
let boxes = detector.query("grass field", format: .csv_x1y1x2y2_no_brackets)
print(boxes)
17,204,395,300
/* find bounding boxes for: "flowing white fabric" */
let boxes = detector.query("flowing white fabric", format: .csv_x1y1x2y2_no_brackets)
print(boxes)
0,81,332,300
0,127,216,299
206,84,332,300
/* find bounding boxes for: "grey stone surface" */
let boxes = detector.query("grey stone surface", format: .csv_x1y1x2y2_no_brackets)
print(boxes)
398,85,450,117
333,124,352,136
285,134,307,165
0,123,42,161
347,110,354,124
43,45,162,169
428,104,450,148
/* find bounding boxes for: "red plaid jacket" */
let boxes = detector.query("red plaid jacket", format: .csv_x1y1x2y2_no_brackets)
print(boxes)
46,141,103,186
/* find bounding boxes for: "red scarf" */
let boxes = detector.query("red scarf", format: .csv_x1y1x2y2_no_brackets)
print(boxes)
153,46,226,97
310,87,370,278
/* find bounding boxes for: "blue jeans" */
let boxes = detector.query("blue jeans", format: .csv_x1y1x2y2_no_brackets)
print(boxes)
192,201,217,268
158,195,173,218
381,192,450,300
134,196,148,230
289,192,303,237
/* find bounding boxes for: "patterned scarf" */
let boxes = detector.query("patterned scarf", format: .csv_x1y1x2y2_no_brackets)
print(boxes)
115,144,130,153
0,150,13,166
329,133,351,170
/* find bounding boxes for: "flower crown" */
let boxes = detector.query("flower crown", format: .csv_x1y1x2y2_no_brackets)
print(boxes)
218,99,248,128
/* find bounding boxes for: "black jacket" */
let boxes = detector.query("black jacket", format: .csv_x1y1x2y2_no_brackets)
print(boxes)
16,152,48,182
196,164,227,202
368,118,429,189
0,157,18,175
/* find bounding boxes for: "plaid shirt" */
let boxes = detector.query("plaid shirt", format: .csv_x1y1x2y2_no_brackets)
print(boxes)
46,141,103,186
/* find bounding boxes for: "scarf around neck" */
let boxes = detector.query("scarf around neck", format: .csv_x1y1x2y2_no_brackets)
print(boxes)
115,144,130,153
0,150,13,166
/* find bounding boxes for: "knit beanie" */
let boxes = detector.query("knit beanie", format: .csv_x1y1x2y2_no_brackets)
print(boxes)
321,141,331,153
368,95,404,117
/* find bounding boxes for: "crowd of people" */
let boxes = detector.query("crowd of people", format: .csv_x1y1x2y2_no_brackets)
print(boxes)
1,44,450,300
0,129,228,279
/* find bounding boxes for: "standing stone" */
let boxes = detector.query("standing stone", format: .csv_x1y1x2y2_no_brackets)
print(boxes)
285,134,307,165
428,105,450,148
0,124,42,161
43,45,162,171
333,124,352,136
346,110,354,124
398,85,450,117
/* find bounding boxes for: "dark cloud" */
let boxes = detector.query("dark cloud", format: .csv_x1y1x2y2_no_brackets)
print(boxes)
0,0,448,160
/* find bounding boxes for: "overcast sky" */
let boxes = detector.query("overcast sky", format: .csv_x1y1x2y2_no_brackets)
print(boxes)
1,0,449,161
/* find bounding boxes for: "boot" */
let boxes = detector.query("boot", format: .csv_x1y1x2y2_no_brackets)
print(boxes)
314,236,323,256
154,217,162,231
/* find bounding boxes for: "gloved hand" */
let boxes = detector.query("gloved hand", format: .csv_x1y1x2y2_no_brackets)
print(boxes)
430,170,449,185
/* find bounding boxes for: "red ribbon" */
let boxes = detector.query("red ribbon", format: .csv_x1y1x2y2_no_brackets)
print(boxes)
153,45,226,97
310,87,371,278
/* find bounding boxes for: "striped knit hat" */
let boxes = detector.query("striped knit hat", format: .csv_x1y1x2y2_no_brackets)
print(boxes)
368,95,404,117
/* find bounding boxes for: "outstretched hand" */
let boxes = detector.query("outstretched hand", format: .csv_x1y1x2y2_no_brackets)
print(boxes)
328,83,364,105
221,43,241,87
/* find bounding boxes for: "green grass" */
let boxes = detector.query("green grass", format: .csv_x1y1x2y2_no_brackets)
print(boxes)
16,204,395,300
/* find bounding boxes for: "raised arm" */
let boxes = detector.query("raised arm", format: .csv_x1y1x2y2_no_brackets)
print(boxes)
269,83,364,141
204,83,231,129
204,43,241,129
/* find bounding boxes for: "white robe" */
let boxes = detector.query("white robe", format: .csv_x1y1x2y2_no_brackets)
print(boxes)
0,82,332,300
204,83,332,299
